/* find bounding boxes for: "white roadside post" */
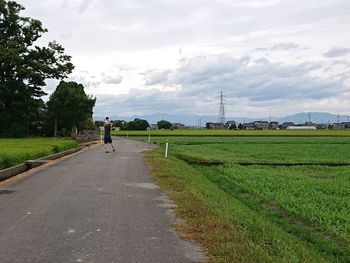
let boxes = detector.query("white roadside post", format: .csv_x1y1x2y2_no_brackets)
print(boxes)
148,133,151,143
165,140,169,158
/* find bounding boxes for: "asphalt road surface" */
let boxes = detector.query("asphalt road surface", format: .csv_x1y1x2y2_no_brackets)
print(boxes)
0,138,205,263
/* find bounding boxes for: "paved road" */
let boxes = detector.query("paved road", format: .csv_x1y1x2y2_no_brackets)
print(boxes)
0,138,204,263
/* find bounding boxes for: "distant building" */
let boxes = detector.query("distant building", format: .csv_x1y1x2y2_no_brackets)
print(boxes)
316,123,328,130
280,122,295,129
304,121,315,126
333,123,345,129
333,122,350,129
254,121,269,130
287,126,316,130
243,123,255,130
149,124,159,130
269,121,279,130
209,123,226,129
172,123,185,129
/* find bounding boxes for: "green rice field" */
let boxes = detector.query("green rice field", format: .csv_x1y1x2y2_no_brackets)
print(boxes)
0,138,79,170
139,136,350,164
142,135,350,262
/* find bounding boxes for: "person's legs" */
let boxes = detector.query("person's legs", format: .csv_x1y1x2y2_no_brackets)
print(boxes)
109,137,115,152
104,137,110,153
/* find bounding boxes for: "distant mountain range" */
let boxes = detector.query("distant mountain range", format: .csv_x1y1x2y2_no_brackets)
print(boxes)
94,112,349,126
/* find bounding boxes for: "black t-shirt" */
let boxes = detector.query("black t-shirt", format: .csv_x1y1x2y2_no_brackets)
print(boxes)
104,124,111,137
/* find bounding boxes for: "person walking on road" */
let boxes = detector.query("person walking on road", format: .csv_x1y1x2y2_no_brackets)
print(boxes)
104,117,115,153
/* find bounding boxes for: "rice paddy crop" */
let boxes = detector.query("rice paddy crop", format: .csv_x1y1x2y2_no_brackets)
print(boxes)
143,136,350,262
142,136,350,164
0,138,79,170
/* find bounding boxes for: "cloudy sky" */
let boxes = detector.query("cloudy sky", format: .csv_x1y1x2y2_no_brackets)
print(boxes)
18,0,350,118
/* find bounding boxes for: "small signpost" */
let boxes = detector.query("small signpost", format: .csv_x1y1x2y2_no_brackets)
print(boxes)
165,140,169,158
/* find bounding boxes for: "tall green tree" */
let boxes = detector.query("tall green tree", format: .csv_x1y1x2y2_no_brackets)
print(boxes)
47,81,96,137
126,118,149,131
157,119,172,129
0,0,74,137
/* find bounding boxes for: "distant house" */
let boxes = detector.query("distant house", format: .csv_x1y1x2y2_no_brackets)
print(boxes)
287,126,316,130
149,124,159,130
333,123,345,129
269,121,279,130
316,123,328,130
254,121,269,130
209,123,226,129
243,123,255,130
280,122,295,129
172,123,185,129
333,122,350,129
304,121,315,126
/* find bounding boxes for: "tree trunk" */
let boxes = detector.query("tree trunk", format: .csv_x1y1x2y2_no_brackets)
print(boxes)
71,122,78,139
54,116,58,137
26,122,29,137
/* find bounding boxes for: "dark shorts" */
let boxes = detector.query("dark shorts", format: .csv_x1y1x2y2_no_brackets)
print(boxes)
104,136,112,144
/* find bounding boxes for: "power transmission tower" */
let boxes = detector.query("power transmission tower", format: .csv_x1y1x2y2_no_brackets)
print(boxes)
218,90,225,124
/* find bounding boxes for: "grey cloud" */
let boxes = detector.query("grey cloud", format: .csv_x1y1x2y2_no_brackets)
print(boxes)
17,0,350,53
94,88,200,117
144,70,171,86
103,76,123,85
144,54,345,102
93,53,349,117
255,42,301,53
324,47,350,58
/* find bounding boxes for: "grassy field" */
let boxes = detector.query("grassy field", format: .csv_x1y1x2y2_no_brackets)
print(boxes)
142,136,350,262
0,138,79,170
112,129,350,137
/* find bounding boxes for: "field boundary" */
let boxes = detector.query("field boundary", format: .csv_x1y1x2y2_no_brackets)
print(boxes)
176,155,350,167
112,130,350,137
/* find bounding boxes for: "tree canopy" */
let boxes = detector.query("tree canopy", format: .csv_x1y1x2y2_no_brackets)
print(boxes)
47,81,96,137
0,0,74,137
157,119,172,129
126,118,149,130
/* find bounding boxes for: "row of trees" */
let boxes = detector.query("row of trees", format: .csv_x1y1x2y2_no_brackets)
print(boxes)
94,119,174,131
0,0,95,137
